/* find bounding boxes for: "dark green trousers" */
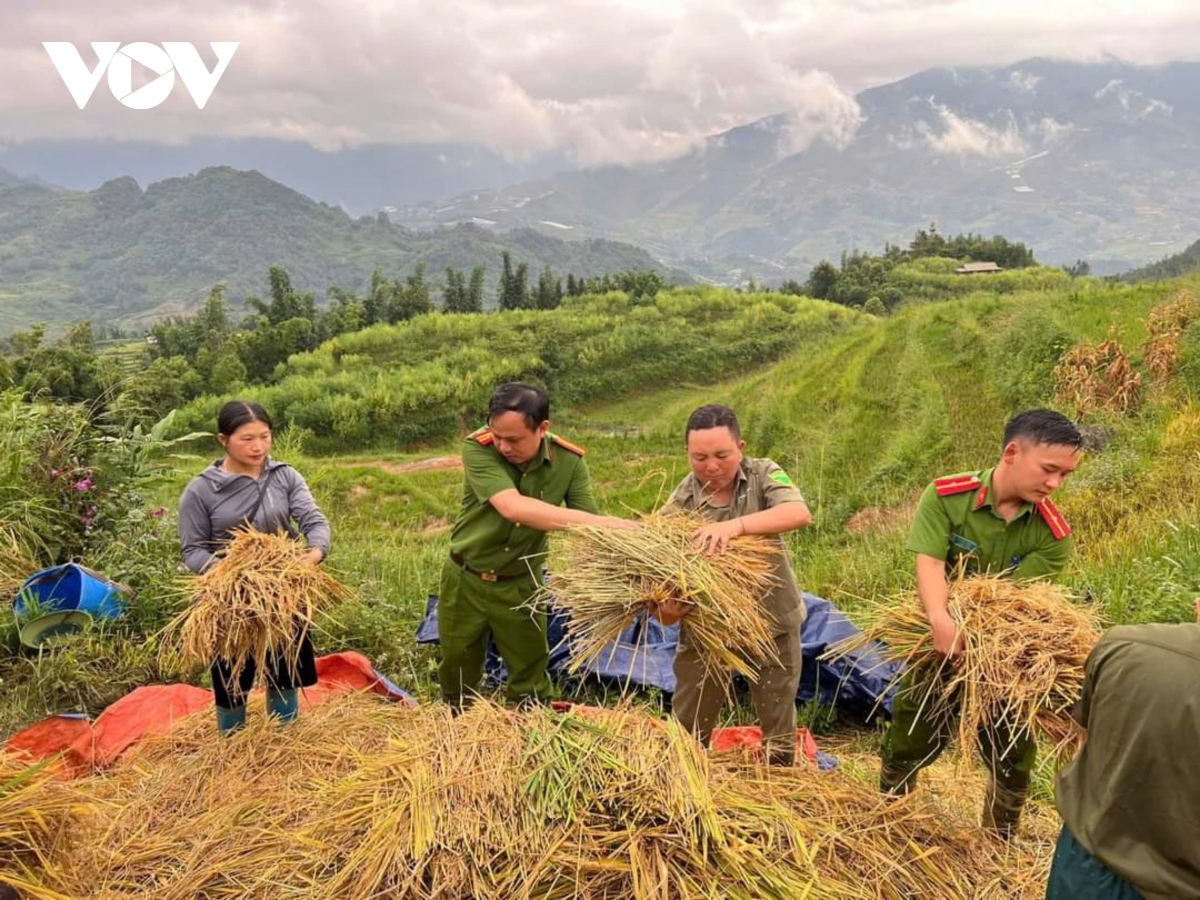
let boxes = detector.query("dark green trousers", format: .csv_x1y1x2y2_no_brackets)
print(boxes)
879,668,1036,837
880,668,1038,782
1046,826,1144,899
437,561,551,707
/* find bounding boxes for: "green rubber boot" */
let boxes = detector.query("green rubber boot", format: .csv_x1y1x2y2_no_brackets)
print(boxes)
216,704,247,735
982,771,1030,840
879,761,919,797
267,687,299,723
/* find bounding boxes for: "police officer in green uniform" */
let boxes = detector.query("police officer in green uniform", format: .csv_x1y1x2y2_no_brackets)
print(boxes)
654,404,813,765
879,408,1083,839
439,382,637,709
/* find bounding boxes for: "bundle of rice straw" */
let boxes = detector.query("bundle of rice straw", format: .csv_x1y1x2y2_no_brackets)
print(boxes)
166,527,353,682
7,693,1050,900
0,753,66,890
543,512,779,682
826,575,1102,763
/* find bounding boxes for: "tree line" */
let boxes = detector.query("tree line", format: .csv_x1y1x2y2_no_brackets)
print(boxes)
777,226,1039,311
0,253,672,419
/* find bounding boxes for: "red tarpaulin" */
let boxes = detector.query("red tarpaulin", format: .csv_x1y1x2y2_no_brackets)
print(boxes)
5,651,414,775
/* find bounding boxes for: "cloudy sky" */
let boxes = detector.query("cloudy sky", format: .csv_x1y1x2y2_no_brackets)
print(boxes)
0,0,1196,165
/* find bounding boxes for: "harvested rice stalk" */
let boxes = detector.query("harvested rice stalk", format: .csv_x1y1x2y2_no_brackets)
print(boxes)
826,575,1101,765
0,753,70,894
1052,332,1142,416
15,694,1053,900
165,527,353,684
1144,289,1200,384
543,512,779,683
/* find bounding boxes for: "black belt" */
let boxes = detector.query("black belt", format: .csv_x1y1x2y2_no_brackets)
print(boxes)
450,552,526,583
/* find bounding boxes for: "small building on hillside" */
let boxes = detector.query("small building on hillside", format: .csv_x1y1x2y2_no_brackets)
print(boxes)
955,261,1003,275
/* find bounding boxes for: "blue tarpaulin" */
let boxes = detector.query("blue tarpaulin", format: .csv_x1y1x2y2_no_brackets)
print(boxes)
416,591,900,717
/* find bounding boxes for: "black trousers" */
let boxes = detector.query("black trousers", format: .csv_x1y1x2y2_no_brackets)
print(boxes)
210,631,318,710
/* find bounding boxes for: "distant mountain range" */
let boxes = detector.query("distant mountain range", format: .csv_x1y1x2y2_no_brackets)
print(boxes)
394,58,1200,281
0,167,687,334
0,138,569,214
0,167,53,190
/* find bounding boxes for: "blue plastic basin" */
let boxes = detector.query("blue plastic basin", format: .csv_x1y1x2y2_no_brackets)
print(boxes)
13,564,125,620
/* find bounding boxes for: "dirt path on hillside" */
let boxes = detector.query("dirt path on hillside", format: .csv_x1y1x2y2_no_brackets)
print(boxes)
337,455,462,475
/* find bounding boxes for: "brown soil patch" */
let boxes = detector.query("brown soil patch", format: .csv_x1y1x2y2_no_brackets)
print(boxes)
420,516,452,536
845,494,920,535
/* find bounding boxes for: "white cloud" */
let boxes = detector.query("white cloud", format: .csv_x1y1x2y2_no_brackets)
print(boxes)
1036,116,1076,142
1095,78,1133,109
0,0,1197,164
1094,78,1173,119
775,71,863,156
1008,70,1041,92
925,102,1028,157
886,132,920,151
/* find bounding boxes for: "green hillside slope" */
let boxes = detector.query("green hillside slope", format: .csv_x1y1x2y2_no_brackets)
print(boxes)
0,167,688,334
1123,237,1200,283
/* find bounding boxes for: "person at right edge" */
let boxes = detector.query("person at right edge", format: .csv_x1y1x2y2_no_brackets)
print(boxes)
878,408,1083,840
1045,597,1200,899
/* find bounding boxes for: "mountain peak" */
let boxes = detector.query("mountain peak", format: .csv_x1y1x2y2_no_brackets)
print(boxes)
395,57,1200,283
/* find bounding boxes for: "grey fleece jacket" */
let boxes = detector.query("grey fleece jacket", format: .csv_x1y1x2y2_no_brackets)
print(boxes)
178,458,331,574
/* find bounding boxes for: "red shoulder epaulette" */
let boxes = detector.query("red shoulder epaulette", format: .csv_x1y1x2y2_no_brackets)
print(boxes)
1036,498,1072,540
550,433,586,457
469,428,495,446
933,474,981,497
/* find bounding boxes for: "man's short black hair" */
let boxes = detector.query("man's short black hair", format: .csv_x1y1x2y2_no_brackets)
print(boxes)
1003,408,1083,450
488,382,550,431
685,404,742,444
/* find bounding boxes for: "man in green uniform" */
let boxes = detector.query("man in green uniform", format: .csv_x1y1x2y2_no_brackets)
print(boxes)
1046,602,1200,900
879,408,1083,838
439,382,636,709
654,404,813,766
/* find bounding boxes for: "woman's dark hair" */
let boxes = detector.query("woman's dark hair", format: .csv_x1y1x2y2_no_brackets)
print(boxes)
217,401,273,437
488,382,550,431
685,404,742,444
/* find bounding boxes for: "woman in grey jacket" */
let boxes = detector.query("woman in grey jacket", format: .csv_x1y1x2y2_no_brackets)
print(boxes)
179,401,332,733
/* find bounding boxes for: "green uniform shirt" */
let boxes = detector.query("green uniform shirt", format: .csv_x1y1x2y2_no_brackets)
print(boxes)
448,429,599,578
1055,624,1200,900
664,457,807,631
906,468,1072,580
